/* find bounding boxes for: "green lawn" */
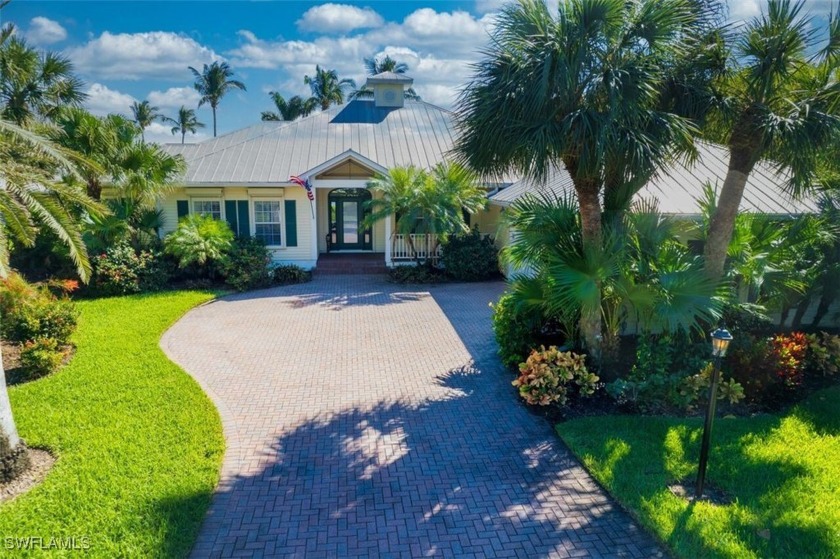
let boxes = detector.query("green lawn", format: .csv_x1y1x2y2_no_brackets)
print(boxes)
557,386,840,559
1,291,224,557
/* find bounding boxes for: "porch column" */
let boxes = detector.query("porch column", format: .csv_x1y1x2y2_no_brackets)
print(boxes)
310,179,319,266
384,214,392,266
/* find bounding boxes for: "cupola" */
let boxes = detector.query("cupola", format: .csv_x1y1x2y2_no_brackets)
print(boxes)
365,72,414,108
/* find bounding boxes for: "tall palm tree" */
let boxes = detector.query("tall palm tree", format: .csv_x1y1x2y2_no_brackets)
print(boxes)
130,100,162,142
352,55,420,100
188,61,246,137
162,105,205,144
455,0,698,356
304,66,355,111
0,26,85,125
260,92,316,121
702,0,840,280
0,117,102,475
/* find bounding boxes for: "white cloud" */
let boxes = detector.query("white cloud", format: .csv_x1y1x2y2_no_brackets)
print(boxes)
25,17,67,45
66,31,220,80
297,4,384,34
147,87,200,108
230,7,494,109
84,83,136,116
144,121,208,145
727,0,834,22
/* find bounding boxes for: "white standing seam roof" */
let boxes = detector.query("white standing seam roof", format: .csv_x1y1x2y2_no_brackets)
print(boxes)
162,99,456,184
489,142,819,216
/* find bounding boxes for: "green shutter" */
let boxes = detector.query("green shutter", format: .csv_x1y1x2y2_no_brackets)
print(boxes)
237,200,250,237
285,200,297,247
225,200,238,235
176,200,189,219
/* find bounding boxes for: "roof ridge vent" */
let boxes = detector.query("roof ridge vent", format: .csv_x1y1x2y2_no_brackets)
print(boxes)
365,72,413,108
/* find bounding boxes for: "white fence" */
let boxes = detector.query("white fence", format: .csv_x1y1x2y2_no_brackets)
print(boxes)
391,234,441,263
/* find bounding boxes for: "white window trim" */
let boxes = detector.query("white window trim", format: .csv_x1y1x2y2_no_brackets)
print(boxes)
190,197,224,221
250,197,286,249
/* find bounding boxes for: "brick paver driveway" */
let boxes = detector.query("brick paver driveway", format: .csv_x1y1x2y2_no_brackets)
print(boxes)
162,276,663,558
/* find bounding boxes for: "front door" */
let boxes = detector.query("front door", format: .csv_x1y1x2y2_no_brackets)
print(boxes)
328,189,372,251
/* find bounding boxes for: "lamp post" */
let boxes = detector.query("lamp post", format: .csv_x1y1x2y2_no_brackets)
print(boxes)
695,327,733,499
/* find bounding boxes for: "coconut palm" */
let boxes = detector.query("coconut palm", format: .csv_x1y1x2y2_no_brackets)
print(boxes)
702,0,840,280
455,0,699,355
304,66,355,111
366,162,486,261
352,55,420,100
0,26,85,124
188,61,246,137
162,105,205,144
260,92,316,122
130,100,162,142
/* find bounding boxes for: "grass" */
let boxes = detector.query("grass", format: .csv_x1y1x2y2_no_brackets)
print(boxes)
556,386,840,559
1,291,224,557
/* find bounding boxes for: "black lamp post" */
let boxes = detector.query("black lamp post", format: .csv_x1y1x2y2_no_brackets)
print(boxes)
695,327,734,499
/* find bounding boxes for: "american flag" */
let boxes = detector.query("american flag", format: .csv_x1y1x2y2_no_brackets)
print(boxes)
290,175,315,201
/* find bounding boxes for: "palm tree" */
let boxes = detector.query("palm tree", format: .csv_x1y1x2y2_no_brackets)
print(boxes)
455,0,699,355
0,26,85,124
162,105,205,144
52,107,185,204
130,100,163,142
188,61,246,137
0,116,102,477
260,92,316,121
304,66,355,111
702,0,840,280
365,162,486,261
352,55,420,100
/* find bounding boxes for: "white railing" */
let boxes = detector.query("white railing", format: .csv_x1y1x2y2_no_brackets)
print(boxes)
391,234,441,263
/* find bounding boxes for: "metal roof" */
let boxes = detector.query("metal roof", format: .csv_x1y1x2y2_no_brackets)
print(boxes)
162,99,455,184
366,72,414,85
489,142,819,215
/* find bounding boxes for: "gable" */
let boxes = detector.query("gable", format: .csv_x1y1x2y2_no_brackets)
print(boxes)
315,159,377,180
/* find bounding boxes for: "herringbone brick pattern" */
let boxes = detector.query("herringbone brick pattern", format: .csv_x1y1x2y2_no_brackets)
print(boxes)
161,276,664,558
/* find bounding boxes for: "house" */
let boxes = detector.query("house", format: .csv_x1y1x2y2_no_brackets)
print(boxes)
159,73,815,272
159,72,502,271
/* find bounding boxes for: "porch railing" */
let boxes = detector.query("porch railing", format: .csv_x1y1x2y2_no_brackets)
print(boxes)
391,234,441,263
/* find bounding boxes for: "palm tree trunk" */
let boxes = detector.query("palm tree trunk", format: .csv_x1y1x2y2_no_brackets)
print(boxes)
212,105,217,137
87,177,102,201
0,347,27,482
181,130,186,144
704,147,757,280
575,181,602,359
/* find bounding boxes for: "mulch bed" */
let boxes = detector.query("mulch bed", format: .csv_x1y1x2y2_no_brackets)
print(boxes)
0,448,55,504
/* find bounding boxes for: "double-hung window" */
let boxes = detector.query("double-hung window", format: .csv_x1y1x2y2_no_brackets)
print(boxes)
192,199,222,220
253,200,283,246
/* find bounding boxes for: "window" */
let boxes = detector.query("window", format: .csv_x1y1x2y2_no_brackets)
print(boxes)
192,199,222,220
253,200,283,246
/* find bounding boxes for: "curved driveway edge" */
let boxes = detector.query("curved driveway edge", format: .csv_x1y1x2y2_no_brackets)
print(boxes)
161,276,663,558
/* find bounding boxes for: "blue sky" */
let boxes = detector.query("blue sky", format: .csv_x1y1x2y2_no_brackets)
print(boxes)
1,1,835,143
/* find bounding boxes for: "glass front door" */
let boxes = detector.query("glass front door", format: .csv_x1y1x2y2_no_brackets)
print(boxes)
328,189,372,250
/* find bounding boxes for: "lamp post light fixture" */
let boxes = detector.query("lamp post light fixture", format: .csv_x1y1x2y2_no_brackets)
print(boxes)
695,327,734,499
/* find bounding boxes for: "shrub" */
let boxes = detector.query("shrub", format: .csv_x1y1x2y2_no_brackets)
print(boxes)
491,292,543,369
807,332,840,376
90,242,169,296
272,264,312,285
440,228,499,281
20,338,65,380
164,215,233,277
387,263,445,284
223,237,272,292
727,331,810,404
513,346,598,406
0,274,78,346
771,332,809,388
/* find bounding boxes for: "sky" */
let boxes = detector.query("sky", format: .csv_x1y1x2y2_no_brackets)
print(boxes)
1,0,836,144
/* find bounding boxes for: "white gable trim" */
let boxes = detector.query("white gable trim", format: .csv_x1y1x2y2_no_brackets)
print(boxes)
300,150,388,183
